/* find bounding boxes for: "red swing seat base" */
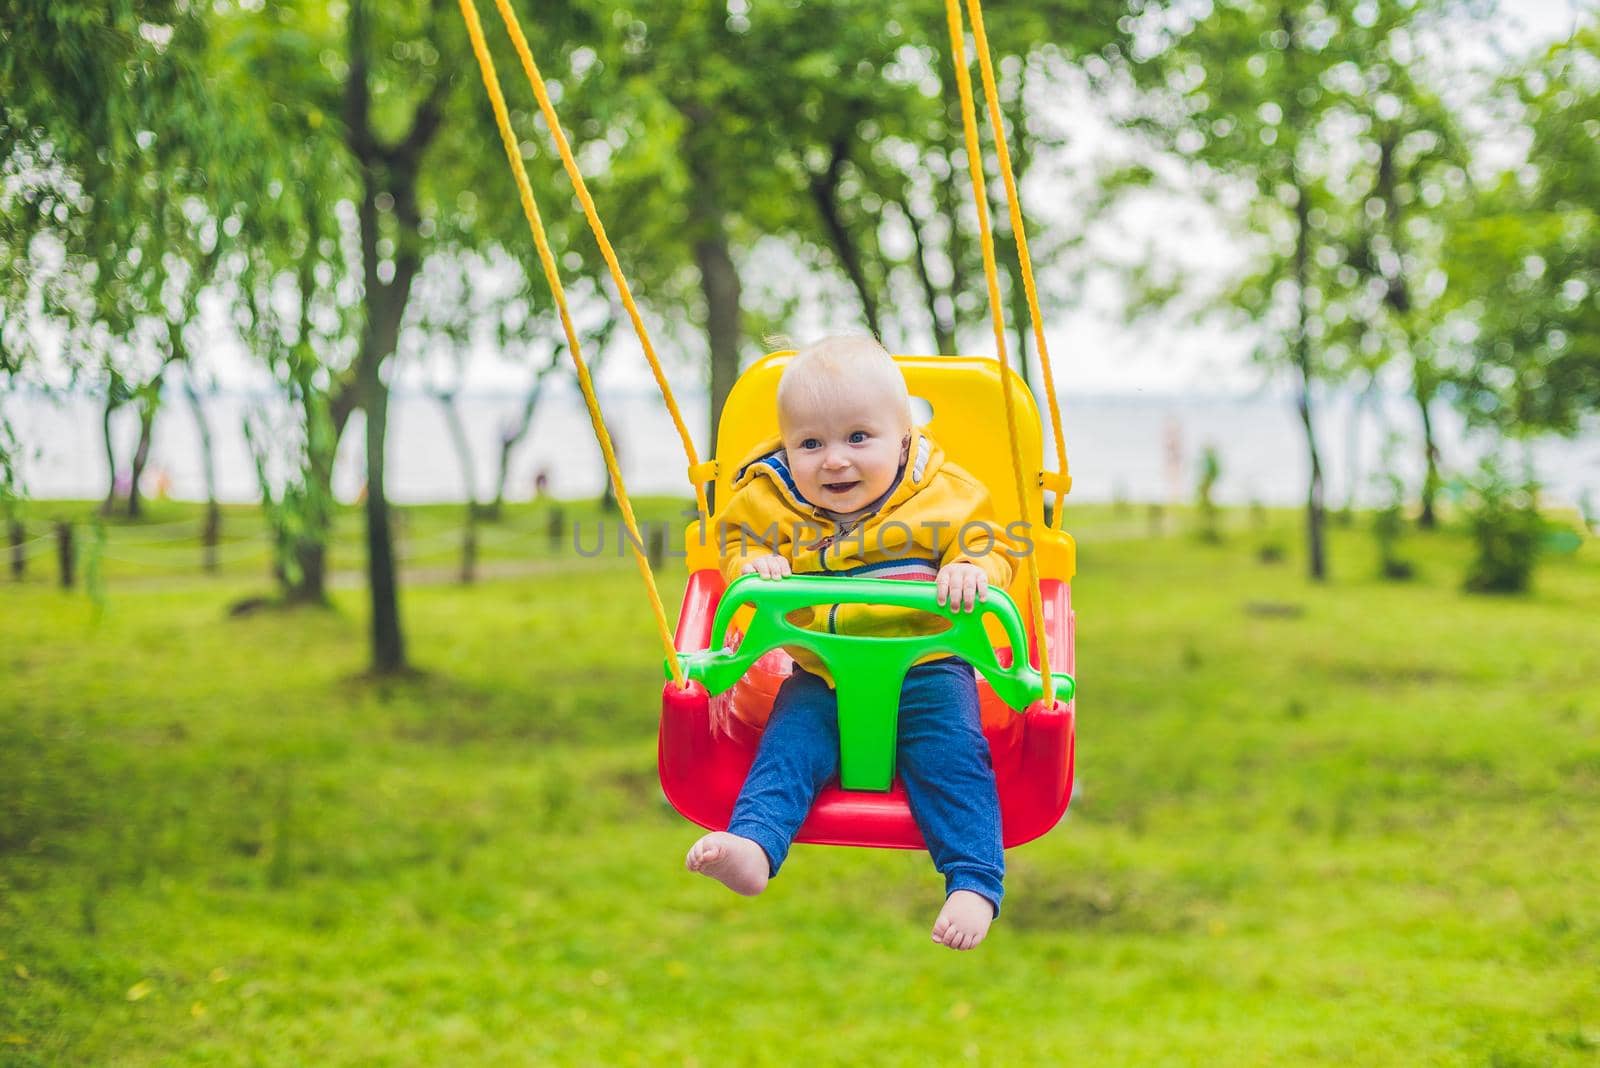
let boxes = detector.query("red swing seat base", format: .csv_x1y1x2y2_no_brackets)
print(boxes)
659,568,1076,850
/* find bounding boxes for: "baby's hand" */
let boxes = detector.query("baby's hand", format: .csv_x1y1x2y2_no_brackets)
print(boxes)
741,554,792,580
936,562,988,613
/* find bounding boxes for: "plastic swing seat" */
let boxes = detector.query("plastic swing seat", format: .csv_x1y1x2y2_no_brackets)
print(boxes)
659,352,1078,850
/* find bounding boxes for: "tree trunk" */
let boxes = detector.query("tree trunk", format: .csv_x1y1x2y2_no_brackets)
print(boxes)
283,391,341,606
201,500,220,573
997,86,1037,394
896,191,957,354
9,520,24,580
436,391,480,584
936,131,971,341
182,373,222,573
281,340,356,607
696,230,742,459
1001,235,1035,395
597,416,621,515
1291,172,1326,582
344,0,443,673
810,136,882,338
1343,374,1380,518
1280,7,1325,581
1373,132,1441,532
360,353,404,671
55,521,75,588
126,376,166,520
1416,381,1441,529
101,393,120,517
490,345,563,519
353,251,413,664
284,541,324,604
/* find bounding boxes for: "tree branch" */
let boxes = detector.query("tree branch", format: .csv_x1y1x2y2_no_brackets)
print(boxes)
809,132,881,337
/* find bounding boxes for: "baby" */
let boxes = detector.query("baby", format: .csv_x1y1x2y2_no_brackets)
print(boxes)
685,336,1016,950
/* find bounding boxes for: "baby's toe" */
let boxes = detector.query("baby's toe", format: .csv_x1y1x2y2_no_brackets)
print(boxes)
685,839,718,870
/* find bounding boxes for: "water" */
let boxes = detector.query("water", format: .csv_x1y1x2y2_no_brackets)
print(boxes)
4,382,1597,511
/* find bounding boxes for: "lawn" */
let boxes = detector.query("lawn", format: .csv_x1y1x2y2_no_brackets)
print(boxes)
2,502,1597,1065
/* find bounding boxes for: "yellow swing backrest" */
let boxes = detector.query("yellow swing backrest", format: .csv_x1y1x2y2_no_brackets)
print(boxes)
684,351,1076,611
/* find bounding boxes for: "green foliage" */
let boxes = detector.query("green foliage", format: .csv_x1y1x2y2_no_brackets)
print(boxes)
1445,26,1600,436
1460,455,1543,593
2,1,235,375
1427,23,1596,474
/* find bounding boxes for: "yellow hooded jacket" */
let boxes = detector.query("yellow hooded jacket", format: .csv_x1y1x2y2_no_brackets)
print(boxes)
716,428,1018,684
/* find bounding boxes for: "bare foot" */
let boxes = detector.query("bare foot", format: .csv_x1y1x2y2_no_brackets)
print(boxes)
685,832,770,896
931,890,994,950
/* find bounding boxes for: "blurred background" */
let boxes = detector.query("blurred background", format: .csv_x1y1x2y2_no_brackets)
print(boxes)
2,1,1597,1064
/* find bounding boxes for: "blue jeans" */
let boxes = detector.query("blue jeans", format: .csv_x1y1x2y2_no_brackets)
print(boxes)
727,658,1005,914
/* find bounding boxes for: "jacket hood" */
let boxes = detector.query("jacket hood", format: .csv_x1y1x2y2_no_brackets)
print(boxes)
729,427,943,518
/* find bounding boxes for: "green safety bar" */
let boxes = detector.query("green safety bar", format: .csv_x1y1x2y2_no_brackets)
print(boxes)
669,574,1076,792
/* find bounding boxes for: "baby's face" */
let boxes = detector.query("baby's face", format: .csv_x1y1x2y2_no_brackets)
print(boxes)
779,387,909,514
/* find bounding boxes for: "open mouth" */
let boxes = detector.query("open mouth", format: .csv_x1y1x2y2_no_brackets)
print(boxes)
822,481,860,495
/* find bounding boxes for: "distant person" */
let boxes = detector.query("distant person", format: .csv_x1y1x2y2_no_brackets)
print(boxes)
533,468,550,500
683,335,1017,951
1163,415,1184,505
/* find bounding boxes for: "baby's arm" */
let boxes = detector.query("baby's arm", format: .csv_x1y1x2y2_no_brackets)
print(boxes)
935,480,1016,610
717,484,795,583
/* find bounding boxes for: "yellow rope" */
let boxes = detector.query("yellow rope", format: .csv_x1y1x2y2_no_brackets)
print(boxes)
488,0,709,518
457,0,685,687
964,0,1070,529
944,0,1053,706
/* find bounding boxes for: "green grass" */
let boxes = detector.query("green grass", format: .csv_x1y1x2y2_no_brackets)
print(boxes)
2,504,1597,1065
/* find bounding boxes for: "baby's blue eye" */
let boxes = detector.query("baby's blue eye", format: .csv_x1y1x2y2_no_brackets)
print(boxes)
801,438,821,450
848,431,868,444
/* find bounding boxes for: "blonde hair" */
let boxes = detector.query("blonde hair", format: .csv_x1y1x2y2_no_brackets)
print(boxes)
777,336,911,431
